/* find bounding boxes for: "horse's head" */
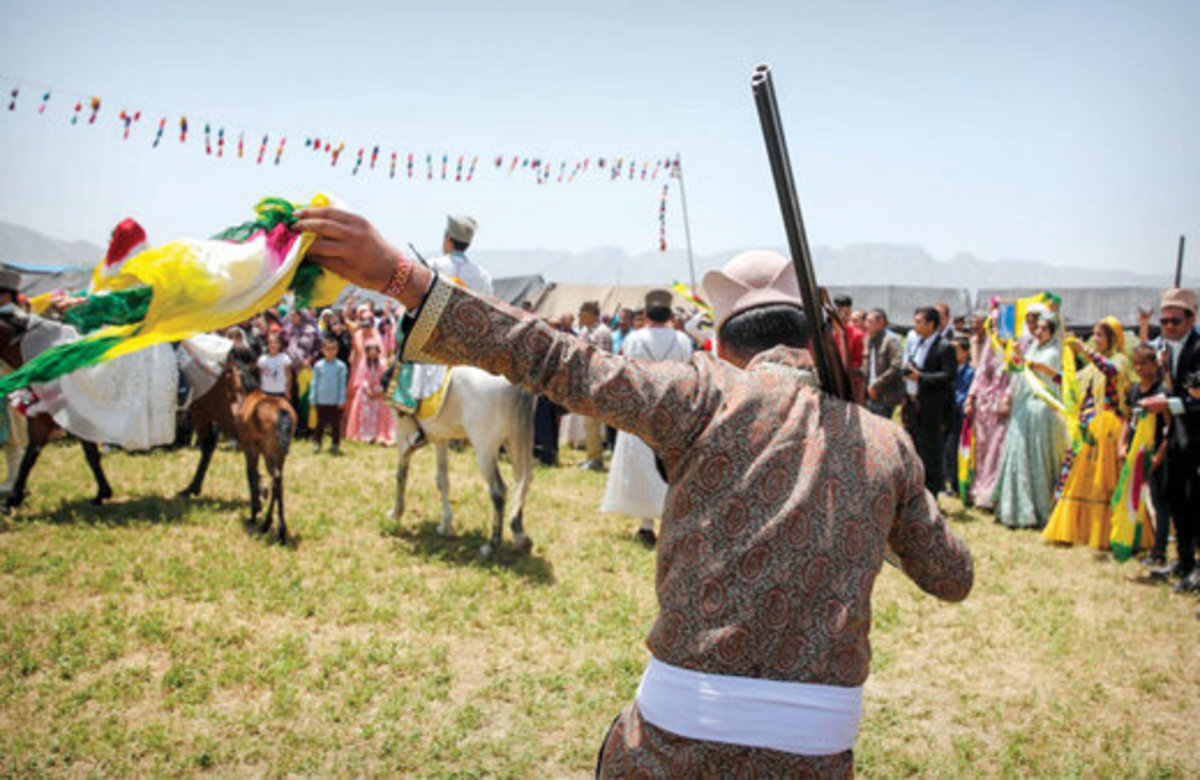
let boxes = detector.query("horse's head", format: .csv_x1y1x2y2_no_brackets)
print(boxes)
0,305,31,369
227,345,261,400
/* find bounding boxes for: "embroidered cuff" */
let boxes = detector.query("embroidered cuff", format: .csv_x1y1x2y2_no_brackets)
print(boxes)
398,274,453,363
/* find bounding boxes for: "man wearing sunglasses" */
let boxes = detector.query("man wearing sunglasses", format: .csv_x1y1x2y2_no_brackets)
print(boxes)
1140,288,1200,593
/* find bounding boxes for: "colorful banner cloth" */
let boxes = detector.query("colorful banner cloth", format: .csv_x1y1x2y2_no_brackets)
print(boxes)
1109,410,1158,562
0,195,346,395
957,415,976,503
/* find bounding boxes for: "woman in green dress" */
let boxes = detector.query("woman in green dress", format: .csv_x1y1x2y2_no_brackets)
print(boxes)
992,314,1067,529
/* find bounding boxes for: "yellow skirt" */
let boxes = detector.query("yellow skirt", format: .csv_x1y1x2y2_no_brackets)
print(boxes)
1042,409,1124,549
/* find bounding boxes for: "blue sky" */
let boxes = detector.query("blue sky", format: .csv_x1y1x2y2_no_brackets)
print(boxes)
0,0,1196,281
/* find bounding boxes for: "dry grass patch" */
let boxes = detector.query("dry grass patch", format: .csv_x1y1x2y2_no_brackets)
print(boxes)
0,438,1196,775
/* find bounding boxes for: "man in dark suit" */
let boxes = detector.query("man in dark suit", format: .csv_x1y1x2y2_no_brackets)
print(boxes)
1141,288,1200,592
864,308,904,419
904,306,957,495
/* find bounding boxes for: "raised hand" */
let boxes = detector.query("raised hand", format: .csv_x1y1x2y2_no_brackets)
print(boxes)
295,208,431,309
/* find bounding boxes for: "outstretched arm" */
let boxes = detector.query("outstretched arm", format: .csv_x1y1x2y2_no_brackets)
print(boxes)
295,208,722,463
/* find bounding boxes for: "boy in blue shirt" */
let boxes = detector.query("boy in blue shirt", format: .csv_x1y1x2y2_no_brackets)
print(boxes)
310,336,348,455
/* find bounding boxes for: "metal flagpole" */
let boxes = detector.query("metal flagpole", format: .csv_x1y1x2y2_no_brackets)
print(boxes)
674,154,698,292
1175,235,1186,287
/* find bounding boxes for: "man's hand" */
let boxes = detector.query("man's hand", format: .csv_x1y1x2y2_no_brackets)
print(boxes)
294,208,431,309
868,385,878,401
1139,395,1170,415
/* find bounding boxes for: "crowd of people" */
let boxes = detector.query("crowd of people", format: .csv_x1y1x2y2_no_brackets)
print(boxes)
223,295,400,453
225,264,1198,603
823,289,1199,598
540,285,1199,604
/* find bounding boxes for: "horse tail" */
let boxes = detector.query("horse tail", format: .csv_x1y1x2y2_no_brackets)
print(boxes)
276,406,294,458
514,386,537,448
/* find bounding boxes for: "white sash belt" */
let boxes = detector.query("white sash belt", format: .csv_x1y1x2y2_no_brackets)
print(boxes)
635,657,863,756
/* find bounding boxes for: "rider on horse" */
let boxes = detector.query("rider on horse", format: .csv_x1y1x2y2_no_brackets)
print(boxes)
389,215,492,446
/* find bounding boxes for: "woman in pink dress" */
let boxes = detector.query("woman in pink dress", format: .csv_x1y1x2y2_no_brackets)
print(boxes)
343,312,396,445
964,308,1011,510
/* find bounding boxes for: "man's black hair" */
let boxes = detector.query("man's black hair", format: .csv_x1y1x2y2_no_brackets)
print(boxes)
868,307,888,324
719,304,809,358
449,237,470,252
833,294,853,309
914,306,940,328
646,306,672,324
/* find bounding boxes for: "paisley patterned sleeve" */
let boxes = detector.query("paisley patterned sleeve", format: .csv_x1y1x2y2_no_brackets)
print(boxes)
886,429,974,602
400,277,722,464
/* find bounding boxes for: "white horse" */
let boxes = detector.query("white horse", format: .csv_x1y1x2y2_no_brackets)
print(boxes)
390,366,537,557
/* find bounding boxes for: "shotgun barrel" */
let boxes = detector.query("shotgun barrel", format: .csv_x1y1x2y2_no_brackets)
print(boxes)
751,64,849,399
1175,235,1185,288
407,242,429,267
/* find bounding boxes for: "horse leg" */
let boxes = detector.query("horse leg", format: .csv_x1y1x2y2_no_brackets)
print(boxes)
3,440,43,513
179,421,217,497
81,440,113,505
390,438,414,526
477,449,507,558
263,462,277,536
244,450,263,530
507,430,535,555
272,465,287,544
264,458,286,543
435,441,454,536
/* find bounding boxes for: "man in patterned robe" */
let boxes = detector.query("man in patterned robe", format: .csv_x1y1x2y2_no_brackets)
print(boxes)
296,208,975,776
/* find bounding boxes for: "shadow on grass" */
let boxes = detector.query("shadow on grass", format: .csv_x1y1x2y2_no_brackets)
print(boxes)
240,517,305,550
939,498,983,524
390,519,556,585
13,493,245,528
1123,570,1175,589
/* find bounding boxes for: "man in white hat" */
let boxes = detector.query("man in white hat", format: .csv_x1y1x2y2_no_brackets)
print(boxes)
1141,287,1200,592
390,215,492,424
600,288,692,545
429,215,492,296
294,208,974,776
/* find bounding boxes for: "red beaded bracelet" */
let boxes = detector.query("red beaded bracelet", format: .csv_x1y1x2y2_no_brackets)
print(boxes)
381,259,413,300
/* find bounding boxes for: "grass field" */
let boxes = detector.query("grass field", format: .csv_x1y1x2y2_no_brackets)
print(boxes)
1,437,1198,776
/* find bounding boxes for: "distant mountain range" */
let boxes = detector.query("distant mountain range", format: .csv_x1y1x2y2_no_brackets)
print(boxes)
0,221,105,269
473,244,1197,292
3,219,1193,293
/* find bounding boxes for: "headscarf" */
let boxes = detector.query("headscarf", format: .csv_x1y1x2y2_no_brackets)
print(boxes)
362,333,384,368
1086,316,1131,414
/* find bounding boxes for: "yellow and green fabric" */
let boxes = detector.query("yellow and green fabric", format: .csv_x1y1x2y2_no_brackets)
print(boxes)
0,195,346,395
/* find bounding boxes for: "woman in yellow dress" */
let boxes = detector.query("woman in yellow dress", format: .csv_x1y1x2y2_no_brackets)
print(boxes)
1042,316,1132,548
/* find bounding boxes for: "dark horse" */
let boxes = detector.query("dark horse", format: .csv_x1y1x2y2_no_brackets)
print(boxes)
0,312,292,540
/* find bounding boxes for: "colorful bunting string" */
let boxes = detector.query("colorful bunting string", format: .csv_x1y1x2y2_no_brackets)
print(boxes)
1,74,685,251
